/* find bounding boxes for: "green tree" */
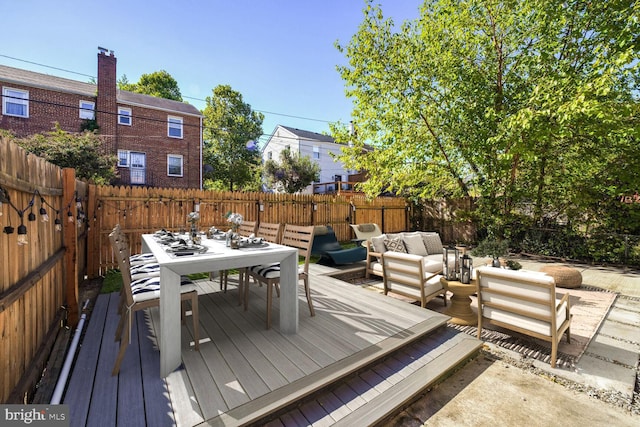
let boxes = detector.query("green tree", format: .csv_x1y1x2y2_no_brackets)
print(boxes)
264,147,321,193
336,0,640,236
117,70,182,101
202,85,264,191
14,124,118,184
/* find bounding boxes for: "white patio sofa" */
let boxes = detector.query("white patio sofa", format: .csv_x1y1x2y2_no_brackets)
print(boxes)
365,231,443,279
475,266,572,368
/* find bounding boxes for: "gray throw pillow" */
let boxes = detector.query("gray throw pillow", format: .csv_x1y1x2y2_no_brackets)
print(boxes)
422,233,443,255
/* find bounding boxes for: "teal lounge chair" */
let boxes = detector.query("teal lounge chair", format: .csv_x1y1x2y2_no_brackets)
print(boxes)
311,226,366,266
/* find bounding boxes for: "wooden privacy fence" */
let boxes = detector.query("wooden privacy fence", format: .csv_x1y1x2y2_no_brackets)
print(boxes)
86,185,410,277
412,197,477,244
0,137,86,403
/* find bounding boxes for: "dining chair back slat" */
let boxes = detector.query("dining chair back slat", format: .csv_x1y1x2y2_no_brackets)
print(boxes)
237,220,258,236
256,222,283,244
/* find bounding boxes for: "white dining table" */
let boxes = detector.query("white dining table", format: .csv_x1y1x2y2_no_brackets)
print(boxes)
141,234,300,377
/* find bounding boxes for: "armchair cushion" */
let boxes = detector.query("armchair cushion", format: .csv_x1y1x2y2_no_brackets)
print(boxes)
422,256,443,274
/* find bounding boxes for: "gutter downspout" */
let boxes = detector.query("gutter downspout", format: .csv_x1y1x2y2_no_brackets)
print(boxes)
50,299,91,404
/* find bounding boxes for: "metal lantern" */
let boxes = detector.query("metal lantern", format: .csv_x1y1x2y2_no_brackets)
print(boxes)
442,246,460,281
460,254,473,284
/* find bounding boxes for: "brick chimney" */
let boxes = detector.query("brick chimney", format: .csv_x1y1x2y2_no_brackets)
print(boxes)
96,48,117,152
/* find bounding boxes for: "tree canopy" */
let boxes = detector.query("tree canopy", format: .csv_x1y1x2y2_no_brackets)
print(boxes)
264,147,321,193
202,85,264,191
335,0,640,235
9,124,118,185
118,70,183,101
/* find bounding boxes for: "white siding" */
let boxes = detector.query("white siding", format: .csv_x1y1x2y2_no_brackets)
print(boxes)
262,125,353,193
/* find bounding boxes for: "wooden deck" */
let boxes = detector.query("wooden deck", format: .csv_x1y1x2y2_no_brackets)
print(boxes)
62,265,481,426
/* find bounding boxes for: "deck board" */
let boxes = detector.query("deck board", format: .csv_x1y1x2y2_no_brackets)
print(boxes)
137,309,176,427
64,289,110,427
117,310,146,427
62,264,481,426
86,293,119,426
164,367,203,427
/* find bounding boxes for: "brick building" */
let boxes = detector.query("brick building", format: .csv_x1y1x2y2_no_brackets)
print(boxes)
0,49,203,189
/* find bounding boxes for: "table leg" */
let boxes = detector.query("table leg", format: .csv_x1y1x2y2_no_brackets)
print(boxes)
279,251,299,334
160,266,182,377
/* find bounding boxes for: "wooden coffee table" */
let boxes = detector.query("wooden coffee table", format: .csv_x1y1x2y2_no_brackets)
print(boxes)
440,277,477,326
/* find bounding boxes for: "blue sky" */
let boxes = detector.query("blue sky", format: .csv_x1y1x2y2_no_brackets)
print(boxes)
1,0,421,145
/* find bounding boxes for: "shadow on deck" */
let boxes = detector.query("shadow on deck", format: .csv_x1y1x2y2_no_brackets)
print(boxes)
62,267,481,426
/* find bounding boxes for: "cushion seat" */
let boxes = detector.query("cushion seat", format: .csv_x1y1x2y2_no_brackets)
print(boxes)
130,275,196,302
249,263,305,279
129,252,157,266
130,262,160,280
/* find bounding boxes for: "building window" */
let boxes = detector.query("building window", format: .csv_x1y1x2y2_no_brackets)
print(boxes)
168,116,183,138
118,107,131,125
2,87,29,117
168,154,183,176
313,146,320,159
267,151,272,160
79,100,95,119
117,150,130,167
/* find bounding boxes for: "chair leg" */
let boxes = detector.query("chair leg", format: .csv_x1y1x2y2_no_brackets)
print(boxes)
117,287,124,315
304,278,315,317
114,304,128,342
190,292,200,351
112,310,131,375
223,270,229,292
244,274,250,311
237,268,246,306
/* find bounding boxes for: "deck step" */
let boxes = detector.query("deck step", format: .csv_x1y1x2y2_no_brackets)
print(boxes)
331,328,482,426
206,325,482,426
205,314,451,427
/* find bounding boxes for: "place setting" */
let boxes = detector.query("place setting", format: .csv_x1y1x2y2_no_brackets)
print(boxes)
152,229,210,257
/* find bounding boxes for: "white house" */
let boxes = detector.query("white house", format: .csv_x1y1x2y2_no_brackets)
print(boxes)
261,125,355,193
